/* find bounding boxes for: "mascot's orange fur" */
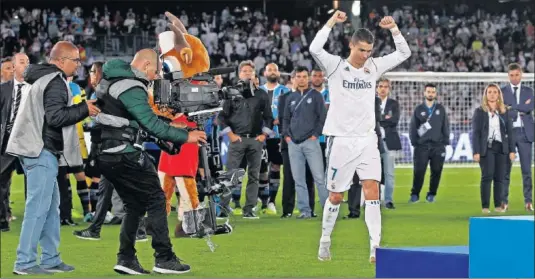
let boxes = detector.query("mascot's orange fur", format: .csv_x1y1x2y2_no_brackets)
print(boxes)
149,11,210,237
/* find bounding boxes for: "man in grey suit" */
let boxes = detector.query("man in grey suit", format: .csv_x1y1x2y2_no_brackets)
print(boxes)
501,63,534,212
0,53,29,232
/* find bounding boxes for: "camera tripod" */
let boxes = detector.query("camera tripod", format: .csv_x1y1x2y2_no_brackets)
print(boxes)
185,108,245,251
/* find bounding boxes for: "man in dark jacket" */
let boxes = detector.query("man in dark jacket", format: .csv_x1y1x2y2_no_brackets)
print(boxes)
377,77,401,209
217,60,274,219
282,66,328,219
0,53,29,232
7,41,100,275
277,74,316,218
95,49,206,275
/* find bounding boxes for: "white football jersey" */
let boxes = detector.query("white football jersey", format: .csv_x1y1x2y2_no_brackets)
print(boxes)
309,26,411,137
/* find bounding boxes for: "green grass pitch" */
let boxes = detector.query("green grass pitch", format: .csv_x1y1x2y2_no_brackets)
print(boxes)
1,167,532,278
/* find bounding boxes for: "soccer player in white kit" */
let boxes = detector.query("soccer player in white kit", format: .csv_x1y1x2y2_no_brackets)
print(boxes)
309,11,411,263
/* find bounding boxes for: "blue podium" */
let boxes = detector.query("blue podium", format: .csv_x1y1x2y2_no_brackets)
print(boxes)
376,246,469,278
469,215,534,278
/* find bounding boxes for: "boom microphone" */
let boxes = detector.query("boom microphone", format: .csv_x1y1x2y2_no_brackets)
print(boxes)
207,67,235,76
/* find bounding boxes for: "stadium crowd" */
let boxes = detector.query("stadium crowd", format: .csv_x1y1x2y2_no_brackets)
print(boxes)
1,3,535,78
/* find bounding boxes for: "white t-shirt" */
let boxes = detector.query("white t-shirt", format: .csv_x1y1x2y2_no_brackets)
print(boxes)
309,26,411,137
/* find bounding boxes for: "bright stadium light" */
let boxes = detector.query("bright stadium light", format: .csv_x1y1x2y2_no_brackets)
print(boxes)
352,0,361,16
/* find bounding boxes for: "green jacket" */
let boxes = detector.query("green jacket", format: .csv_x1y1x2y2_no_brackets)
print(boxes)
101,59,188,153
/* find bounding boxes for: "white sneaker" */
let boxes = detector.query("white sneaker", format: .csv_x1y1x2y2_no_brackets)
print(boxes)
104,211,115,224
318,240,331,261
369,245,379,263
266,202,277,215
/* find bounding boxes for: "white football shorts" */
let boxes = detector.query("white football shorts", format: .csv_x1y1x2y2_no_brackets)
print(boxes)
324,133,382,193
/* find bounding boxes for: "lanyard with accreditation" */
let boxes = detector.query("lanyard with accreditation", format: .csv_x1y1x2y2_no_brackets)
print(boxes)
293,89,313,113
417,102,437,137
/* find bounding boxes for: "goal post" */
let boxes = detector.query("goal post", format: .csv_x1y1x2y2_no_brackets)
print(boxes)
381,72,535,168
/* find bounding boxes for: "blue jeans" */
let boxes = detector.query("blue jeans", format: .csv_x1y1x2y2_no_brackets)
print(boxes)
14,149,62,270
288,138,328,214
381,144,395,203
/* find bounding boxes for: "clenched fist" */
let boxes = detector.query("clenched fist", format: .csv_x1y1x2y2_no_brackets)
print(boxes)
379,16,397,29
330,10,347,23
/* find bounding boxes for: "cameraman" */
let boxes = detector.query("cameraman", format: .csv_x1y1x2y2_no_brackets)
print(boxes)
218,60,275,219
95,49,206,275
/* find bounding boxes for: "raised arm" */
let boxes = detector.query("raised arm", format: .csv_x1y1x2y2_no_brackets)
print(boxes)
309,11,345,77
372,17,412,77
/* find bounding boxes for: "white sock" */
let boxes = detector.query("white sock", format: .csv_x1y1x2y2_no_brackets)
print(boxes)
320,199,340,242
365,200,382,249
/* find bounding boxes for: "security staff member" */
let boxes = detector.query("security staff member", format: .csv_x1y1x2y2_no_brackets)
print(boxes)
95,49,206,275
409,83,450,203
218,60,275,219
346,96,386,218
472,84,516,213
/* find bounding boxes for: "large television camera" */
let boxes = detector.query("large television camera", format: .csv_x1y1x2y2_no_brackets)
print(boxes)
137,67,253,155
152,67,251,115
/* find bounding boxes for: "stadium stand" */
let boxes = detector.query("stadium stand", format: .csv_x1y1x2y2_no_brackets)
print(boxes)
1,2,534,75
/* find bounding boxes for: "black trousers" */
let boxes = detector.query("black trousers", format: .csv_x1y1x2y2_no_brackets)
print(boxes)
504,128,533,204
97,150,175,262
88,175,145,234
0,153,24,222
281,148,314,215
479,142,506,209
347,173,362,215
88,175,115,233
57,166,72,220
411,144,446,197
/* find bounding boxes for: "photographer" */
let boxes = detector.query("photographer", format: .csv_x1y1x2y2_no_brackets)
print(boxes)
95,49,206,275
217,60,275,219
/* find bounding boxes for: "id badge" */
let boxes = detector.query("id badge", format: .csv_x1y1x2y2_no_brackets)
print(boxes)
417,122,432,137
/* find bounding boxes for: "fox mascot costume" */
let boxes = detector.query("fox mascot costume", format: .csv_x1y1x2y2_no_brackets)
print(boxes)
148,12,210,237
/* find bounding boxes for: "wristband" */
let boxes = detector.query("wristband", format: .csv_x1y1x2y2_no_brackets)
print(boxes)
390,26,400,34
